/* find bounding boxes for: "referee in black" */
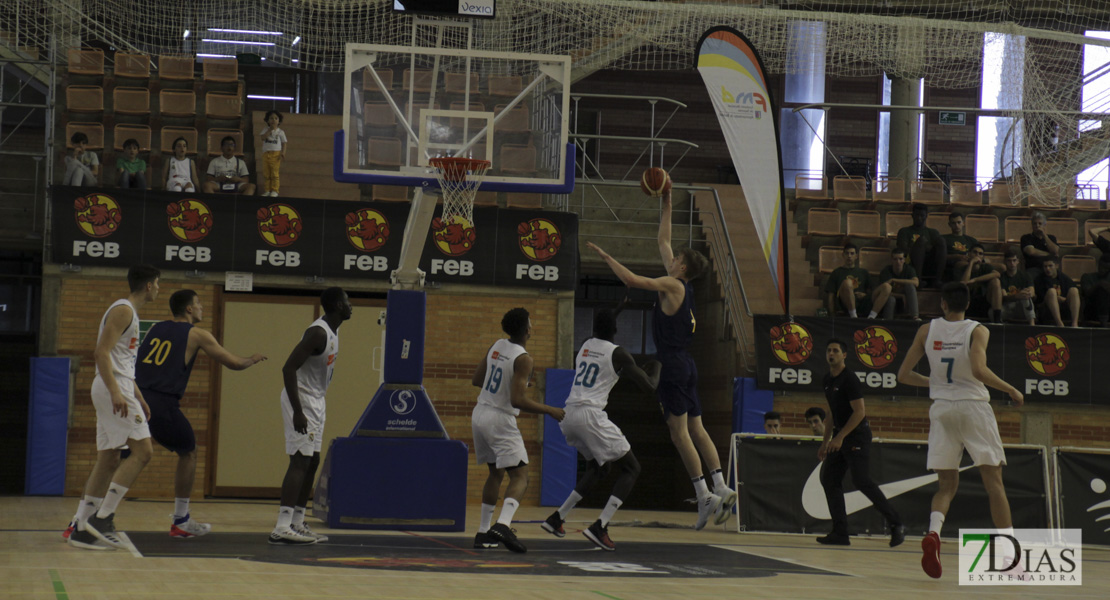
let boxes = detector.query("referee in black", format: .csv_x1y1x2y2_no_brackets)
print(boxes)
816,338,906,547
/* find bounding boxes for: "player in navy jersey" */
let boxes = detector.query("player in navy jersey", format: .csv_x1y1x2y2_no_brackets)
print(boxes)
586,189,735,530
126,289,266,538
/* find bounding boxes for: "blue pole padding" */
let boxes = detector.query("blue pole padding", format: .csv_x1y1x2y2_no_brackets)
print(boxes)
25,357,71,495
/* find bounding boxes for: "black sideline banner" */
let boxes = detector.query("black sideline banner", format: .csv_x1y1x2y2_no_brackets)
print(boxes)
734,436,1049,534
1055,449,1110,546
52,186,578,290
754,314,1110,404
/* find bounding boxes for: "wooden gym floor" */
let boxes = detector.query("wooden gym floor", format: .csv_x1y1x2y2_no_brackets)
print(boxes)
1,496,1107,599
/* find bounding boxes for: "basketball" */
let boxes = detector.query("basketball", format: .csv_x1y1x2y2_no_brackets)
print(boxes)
640,167,672,197
74,196,87,211
256,207,270,221
344,212,359,227
853,329,868,344
1025,337,1038,351
166,202,181,217
769,326,782,339
517,222,530,236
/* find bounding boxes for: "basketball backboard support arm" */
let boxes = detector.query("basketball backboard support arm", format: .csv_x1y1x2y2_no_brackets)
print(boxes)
390,188,436,290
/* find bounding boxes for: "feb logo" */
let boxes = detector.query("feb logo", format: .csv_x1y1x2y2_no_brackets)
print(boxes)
344,209,390,252
517,218,562,261
74,194,121,237
853,326,899,369
1025,333,1070,377
769,322,813,365
166,199,213,242
257,203,303,247
431,215,475,257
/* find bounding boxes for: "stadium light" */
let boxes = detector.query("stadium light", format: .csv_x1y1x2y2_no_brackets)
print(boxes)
183,29,190,39
247,95,295,101
196,53,235,59
202,39,275,46
207,28,283,35
292,36,301,46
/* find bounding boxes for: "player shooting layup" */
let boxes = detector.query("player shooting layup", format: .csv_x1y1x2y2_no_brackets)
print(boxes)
897,282,1024,579
587,189,736,529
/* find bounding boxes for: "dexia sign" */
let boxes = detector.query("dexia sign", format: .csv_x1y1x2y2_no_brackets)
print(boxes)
959,529,1082,585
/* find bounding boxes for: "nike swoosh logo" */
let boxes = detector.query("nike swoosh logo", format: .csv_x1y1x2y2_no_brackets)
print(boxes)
802,463,974,520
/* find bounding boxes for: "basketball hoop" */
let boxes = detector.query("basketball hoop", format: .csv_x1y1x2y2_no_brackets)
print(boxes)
429,156,491,226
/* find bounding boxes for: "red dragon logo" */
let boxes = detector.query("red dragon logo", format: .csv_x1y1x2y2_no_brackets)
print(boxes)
769,322,813,366
517,218,561,261
166,199,213,242
1025,333,1069,377
853,326,899,369
257,203,303,247
344,209,390,252
74,194,121,237
432,216,475,256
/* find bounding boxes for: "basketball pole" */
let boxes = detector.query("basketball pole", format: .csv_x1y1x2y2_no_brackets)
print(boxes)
389,188,437,290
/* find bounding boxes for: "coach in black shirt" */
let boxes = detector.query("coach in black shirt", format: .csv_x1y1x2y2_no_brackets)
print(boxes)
816,338,905,547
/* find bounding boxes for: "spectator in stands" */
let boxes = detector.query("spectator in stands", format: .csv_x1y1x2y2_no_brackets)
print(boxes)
895,203,946,288
961,244,1003,323
259,111,288,197
115,138,147,190
871,247,920,321
203,136,256,195
1087,224,1110,256
1080,252,1110,327
805,407,826,437
1020,211,1059,279
164,137,199,193
63,131,99,186
998,249,1036,325
824,243,872,318
763,411,782,438
942,212,977,281
1035,257,1080,328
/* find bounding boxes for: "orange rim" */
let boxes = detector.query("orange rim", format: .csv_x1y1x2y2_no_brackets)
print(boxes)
429,157,491,183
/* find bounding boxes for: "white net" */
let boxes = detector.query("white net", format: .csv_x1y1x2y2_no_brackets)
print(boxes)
431,157,490,226
7,0,1110,205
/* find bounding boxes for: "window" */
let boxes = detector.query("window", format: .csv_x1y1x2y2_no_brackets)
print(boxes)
780,21,826,188
976,33,1026,184
1078,31,1110,191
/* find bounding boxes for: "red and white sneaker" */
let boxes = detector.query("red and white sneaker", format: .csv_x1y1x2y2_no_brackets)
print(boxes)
921,531,942,579
63,520,76,540
170,515,212,538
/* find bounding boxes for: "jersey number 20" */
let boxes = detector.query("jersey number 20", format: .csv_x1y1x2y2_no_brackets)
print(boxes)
142,338,172,366
574,362,599,388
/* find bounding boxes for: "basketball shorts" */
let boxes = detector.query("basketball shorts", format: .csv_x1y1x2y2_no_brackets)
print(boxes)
656,352,702,418
927,400,1006,470
91,375,151,451
471,403,528,469
560,405,631,466
142,389,196,455
1002,297,1035,322
281,390,326,456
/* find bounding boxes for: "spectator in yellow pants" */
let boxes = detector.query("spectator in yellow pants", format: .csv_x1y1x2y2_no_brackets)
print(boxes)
260,111,288,197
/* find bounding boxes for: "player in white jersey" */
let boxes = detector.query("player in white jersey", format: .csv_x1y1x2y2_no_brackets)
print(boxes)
269,287,352,545
68,265,161,551
541,307,660,551
470,307,565,553
897,282,1024,579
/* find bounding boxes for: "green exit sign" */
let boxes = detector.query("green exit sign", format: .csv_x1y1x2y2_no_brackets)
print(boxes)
939,111,966,126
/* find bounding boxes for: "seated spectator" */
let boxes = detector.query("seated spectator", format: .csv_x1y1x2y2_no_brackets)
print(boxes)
763,411,782,438
896,203,946,288
998,249,1036,325
202,136,256,195
1088,224,1110,255
115,138,147,190
804,407,826,437
63,132,99,186
824,243,872,318
870,247,919,320
961,244,1003,323
1020,211,1059,279
1034,257,1079,328
1080,252,1110,327
942,212,977,281
163,136,200,192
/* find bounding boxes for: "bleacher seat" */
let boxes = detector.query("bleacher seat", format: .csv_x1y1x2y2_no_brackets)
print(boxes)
846,210,881,238
158,55,195,81
965,214,1000,242
202,58,238,83
65,122,105,150
885,211,912,238
818,246,843,274
205,91,241,119
988,181,1016,207
873,177,906,204
1004,216,1028,243
1047,217,1080,246
159,89,197,118
160,126,198,154
1068,184,1102,211
487,75,523,98
113,52,150,80
949,180,983,207
364,101,397,128
859,247,889,275
833,175,868,205
67,48,104,76
910,179,945,204
1027,182,1067,208
795,174,828,199
206,128,244,156
506,193,543,209
371,185,409,202
446,72,480,95
499,143,538,176
494,104,529,134
367,137,403,167
1062,255,1096,280
403,101,440,126
1084,219,1110,246
984,252,1005,269
66,85,104,113
112,87,150,116
362,68,394,91
402,69,435,93
114,124,151,151
926,213,950,232
474,191,499,207
807,208,841,235
450,101,487,132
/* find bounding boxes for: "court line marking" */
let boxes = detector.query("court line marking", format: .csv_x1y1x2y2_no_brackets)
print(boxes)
401,530,479,556
592,592,623,600
48,568,68,600
712,544,861,577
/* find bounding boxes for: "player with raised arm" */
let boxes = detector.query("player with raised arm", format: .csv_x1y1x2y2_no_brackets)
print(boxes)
471,308,565,553
542,306,661,550
896,282,1024,579
586,189,736,530
269,287,352,545
68,265,160,551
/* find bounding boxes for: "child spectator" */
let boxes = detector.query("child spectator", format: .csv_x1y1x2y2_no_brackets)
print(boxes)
115,138,147,190
63,132,99,186
259,111,287,197
163,137,200,192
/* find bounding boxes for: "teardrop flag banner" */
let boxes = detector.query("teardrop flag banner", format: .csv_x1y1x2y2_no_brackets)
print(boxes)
696,26,789,312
